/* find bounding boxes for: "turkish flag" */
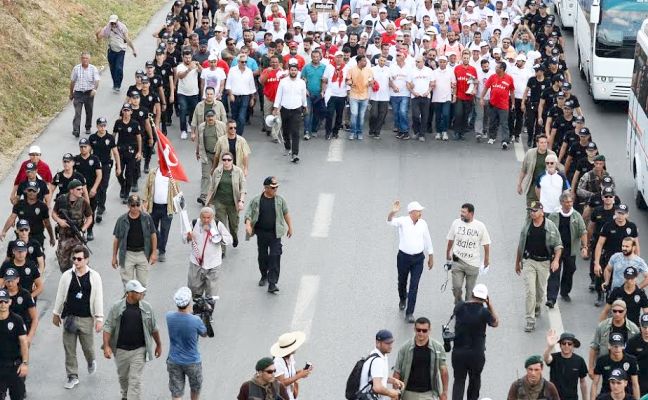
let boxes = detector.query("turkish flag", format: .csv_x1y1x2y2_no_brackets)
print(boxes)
156,129,189,182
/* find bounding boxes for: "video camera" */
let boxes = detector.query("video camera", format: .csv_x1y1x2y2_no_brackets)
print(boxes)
441,312,456,352
192,295,217,338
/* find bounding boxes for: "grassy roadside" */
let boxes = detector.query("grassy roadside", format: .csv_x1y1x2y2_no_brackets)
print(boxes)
0,0,166,179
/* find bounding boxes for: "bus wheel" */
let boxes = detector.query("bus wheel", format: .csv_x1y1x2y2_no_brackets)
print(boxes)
636,190,648,210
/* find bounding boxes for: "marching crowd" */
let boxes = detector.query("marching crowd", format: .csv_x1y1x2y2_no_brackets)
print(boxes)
0,0,646,399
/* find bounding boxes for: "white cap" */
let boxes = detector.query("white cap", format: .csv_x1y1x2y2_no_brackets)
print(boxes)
492,47,502,54
479,40,489,47
467,0,475,5
331,27,339,33
422,35,431,41
214,25,224,32
334,50,344,56
500,12,509,19
399,9,408,14
426,27,438,34
470,44,480,52
438,55,448,61
28,145,41,154
125,280,146,293
516,53,527,61
401,19,411,25
109,14,119,23
351,13,360,18
513,15,521,24
294,21,302,27
379,7,387,12
446,51,456,57
174,287,192,307
484,8,494,16
472,284,488,300
407,201,425,212
208,53,218,61
339,24,347,31
396,31,404,37
361,32,369,38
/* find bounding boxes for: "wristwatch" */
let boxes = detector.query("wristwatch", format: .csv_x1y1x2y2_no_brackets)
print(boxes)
22,361,28,365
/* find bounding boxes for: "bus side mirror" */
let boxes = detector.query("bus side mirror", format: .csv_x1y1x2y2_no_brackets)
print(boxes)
590,2,601,24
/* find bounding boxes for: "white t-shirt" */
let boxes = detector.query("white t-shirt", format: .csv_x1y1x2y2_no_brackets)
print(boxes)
446,218,492,267
274,355,297,400
509,65,532,99
359,349,390,400
370,65,391,101
153,169,170,205
410,66,434,98
176,63,200,96
323,64,349,98
200,68,227,97
389,63,411,97
431,67,456,103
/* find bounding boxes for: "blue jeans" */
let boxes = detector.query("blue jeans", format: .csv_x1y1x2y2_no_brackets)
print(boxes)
305,95,325,134
434,101,452,133
390,96,410,133
231,95,250,135
349,98,368,138
107,49,125,90
177,94,200,133
397,250,425,316
151,203,173,254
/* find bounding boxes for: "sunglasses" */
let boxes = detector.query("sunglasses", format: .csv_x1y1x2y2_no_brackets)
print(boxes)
17,228,29,232
560,341,573,346
416,328,429,333
72,257,85,261
222,158,233,162
29,153,40,156
545,162,555,165
25,188,38,192
129,203,141,207
228,126,237,130
603,195,615,199
612,309,625,313
0,300,9,304
264,369,276,374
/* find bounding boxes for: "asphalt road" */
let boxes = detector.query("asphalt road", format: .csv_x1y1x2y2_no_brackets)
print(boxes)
3,3,640,399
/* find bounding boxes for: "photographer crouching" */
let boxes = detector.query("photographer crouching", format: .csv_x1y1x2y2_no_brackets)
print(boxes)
450,284,499,400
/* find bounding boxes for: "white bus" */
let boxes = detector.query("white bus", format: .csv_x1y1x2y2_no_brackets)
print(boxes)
574,0,648,102
556,0,577,27
627,19,648,209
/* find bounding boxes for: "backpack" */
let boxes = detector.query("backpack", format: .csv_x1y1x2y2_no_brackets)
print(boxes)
345,353,380,400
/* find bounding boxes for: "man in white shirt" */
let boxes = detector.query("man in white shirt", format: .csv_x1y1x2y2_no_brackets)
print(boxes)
431,55,456,141
322,51,348,140
273,60,307,163
207,26,228,56
445,203,492,304
368,55,391,138
359,330,404,400
175,50,202,140
387,200,434,323
475,58,494,139
536,154,571,213
225,54,257,136
389,52,412,139
408,56,434,141
508,53,532,142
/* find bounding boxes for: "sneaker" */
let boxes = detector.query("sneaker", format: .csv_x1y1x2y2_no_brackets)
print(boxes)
95,214,102,224
325,133,332,140
487,138,495,144
442,132,449,141
131,185,139,193
545,299,555,309
435,133,441,140
524,321,535,332
304,133,311,140
401,134,411,140
291,155,300,163
357,135,363,140
395,133,403,139
86,230,94,241
85,129,91,135
561,294,571,302
534,306,541,317
88,360,97,375
475,133,482,142
73,131,80,138
348,135,355,140
502,141,509,150
180,131,188,140
158,252,166,262
112,87,120,93
284,149,291,157
418,136,425,142
372,135,381,139
197,197,205,205
406,314,415,323
64,376,79,389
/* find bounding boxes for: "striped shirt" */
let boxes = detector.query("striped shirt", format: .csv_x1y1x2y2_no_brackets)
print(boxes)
71,64,100,92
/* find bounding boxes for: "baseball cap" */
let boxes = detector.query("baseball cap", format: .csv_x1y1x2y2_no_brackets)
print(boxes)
375,329,394,343
426,27,438,35
573,115,585,124
624,266,638,279
68,179,83,190
556,91,566,98
601,176,614,188
174,287,192,307
214,25,224,32
3,268,19,281
145,60,155,67
612,299,627,310
128,194,141,205
438,55,448,61
586,142,598,151
563,100,574,109
129,90,141,98
338,25,347,31
615,203,629,213
24,181,39,192
135,69,145,76
334,50,344,57
516,54,527,61
365,20,374,26
407,201,425,212
125,280,147,293
16,219,29,229
562,82,572,90
205,109,216,117
492,47,502,54
263,176,279,187
122,103,132,111
109,14,119,23
25,162,37,171
0,289,9,301
141,76,150,84
558,332,581,348
351,12,360,18
208,53,218,61
534,64,546,72
610,368,628,381
288,58,299,67
527,200,543,211
62,153,74,161
294,22,302,28
96,117,108,125
609,332,625,347
79,138,89,146
549,57,559,64
472,284,488,300
640,313,648,327
13,240,27,252
28,145,41,154
602,186,616,196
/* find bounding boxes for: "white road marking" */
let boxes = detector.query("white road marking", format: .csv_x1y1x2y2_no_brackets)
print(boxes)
547,305,565,351
310,193,335,238
514,142,525,162
327,139,344,162
290,275,320,337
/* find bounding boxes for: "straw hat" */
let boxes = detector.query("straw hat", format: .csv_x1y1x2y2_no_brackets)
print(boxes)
270,331,306,357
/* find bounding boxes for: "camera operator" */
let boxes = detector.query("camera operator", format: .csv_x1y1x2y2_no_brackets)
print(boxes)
393,317,449,400
451,284,499,400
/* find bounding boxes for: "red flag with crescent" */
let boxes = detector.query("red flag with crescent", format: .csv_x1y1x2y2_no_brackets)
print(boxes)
156,129,189,182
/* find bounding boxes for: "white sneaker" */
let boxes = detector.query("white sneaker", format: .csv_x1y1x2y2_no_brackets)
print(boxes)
502,141,509,150
64,376,79,389
435,133,441,140
180,131,188,140
487,138,495,144
442,132,449,141
88,360,97,375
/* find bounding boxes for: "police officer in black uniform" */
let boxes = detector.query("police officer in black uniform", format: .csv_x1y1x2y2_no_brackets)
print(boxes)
588,187,618,296
0,288,29,400
5,220,45,273
538,76,563,135
135,79,159,173
523,64,549,147
74,138,102,241
626,314,648,395
113,103,143,202
154,48,175,131
1,184,53,249
89,117,121,223
592,333,640,399
0,241,43,299
3,268,38,345
15,164,49,205
53,153,87,199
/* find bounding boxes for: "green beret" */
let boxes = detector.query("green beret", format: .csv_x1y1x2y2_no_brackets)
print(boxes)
594,155,606,162
255,357,274,371
525,355,543,368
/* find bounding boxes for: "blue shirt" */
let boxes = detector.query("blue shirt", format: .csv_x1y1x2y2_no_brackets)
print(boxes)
231,57,259,72
301,63,326,94
166,311,206,365
609,253,648,290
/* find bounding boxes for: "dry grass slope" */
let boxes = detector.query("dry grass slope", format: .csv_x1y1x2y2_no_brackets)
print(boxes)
0,0,165,177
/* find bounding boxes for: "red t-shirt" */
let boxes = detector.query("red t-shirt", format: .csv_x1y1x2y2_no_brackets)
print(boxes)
262,68,286,101
381,32,397,45
14,160,52,185
485,73,514,110
201,59,230,75
282,55,305,70
454,64,478,101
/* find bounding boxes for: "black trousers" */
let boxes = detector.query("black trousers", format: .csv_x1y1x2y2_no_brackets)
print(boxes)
0,364,25,400
453,99,473,136
96,161,112,213
547,254,577,300
72,90,94,135
280,107,302,156
525,102,541,146
368,100,388,135
397,251,425,316
256,230,282,285
411,97,430,136
325,96,346,136
117,147,137,198
452,349,485,400
508,98,525,137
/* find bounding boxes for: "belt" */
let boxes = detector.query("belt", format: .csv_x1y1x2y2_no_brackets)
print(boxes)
75,90,93,94
524,255,549,262
126,248,145,252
